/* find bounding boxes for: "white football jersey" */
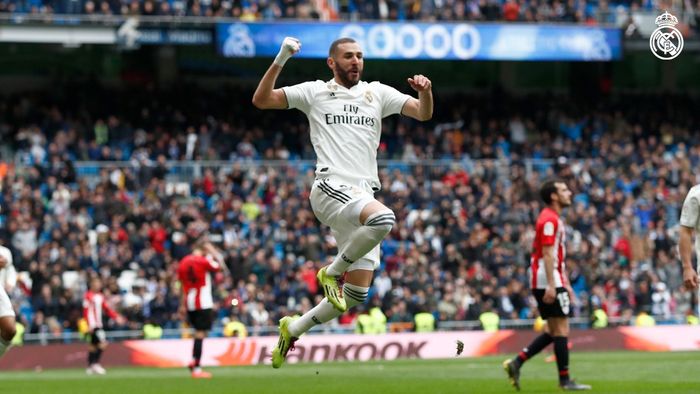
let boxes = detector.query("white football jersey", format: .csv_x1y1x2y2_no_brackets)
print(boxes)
680,184,700,260
283,79,411,189
0,245,16,290
0,246,15,318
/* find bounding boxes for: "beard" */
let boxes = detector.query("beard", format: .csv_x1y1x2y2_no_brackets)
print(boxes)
334,64,361,87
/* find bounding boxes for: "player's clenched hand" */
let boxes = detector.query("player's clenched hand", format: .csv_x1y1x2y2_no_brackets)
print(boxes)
407,74,432,92
683,267,699,290
274,37,301,66
543,285,556,304
280,36,301,56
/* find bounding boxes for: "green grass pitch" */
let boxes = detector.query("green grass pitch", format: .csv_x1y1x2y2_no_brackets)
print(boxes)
1,351,699,393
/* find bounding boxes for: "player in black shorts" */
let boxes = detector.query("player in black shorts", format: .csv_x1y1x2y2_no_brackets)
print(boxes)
187,309,214,332
83,277,125,375
503,180,590,391
177,241,226,378
533,287,572,319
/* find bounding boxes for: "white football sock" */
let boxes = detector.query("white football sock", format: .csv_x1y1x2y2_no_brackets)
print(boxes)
288,299,341,337
0,337,10,358
326,210,395,276
342,283,369,307
288,284,369,337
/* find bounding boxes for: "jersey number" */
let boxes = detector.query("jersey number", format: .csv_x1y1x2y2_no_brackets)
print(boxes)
557,292,571,315
94,329,106,342
188,266,197,285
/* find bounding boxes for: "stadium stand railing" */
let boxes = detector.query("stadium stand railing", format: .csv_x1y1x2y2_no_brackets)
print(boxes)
65,158,551,184
20,315,657,345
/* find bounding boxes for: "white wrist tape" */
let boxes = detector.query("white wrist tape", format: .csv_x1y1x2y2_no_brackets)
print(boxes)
274,37,301,66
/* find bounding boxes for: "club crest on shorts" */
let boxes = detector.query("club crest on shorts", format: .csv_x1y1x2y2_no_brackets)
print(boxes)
650,11,683,60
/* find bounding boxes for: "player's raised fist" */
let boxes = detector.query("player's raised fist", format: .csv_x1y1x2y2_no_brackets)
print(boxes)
407,74,432,92
274,37,301,66
282,37,301,54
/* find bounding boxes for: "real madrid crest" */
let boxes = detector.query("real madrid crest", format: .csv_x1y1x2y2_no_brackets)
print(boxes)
650,11,683,60
364,91,373,103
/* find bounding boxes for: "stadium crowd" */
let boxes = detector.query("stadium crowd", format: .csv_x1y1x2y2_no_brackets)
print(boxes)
0,0,694,30
0,84,699,340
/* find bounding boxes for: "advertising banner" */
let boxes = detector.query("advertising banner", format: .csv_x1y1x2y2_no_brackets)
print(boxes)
137,29,213,45
3,325,697,370
216,22,622,61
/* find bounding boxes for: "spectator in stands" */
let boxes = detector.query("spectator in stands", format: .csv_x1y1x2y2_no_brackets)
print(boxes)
2,0,696,34
1,85,700,343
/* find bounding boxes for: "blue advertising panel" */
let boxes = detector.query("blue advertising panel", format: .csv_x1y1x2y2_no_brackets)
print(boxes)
217,22,622,61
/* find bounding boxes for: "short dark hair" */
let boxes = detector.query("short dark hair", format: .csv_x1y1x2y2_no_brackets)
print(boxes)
540,180,563,205
329,37,357,57
193,239,208,253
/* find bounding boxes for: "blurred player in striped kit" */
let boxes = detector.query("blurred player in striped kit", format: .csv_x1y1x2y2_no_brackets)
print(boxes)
177,240,226,378
83,276,125,375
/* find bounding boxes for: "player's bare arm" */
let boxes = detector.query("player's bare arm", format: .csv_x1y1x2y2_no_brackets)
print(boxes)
679,225,699,290
402,74,433,121
252,37,301,110
564,278,576,305
205,242,229,274
542,244,556,303
178,292,187,320
562,263,575,302
204,241,223,262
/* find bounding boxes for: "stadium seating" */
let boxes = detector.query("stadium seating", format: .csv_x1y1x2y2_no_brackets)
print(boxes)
1,86,698,339
0,0,693,32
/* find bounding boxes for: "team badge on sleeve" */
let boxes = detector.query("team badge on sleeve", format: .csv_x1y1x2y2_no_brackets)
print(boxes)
543,222,555,236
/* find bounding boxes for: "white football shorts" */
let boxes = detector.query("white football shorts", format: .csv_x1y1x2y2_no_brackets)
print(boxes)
0,285,14,318
309,177,380,271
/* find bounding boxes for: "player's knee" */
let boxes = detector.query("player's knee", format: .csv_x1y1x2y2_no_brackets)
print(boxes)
343,283,369,309
364,209,395,236
549,319,568,336
1,326,16,341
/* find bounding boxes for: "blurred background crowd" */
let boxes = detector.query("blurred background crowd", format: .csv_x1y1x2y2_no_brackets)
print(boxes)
0,83,698,340
0,0,698,36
